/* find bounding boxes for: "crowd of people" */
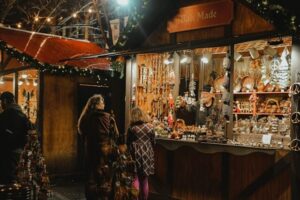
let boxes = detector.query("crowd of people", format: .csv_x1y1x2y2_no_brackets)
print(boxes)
0,90,155,200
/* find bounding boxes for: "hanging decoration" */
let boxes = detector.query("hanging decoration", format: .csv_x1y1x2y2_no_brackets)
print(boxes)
0,40,112,84
277,47,290,90
114,0,150,48
110,56,126,78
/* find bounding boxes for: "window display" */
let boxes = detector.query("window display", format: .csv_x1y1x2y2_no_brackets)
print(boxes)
232,36,292,149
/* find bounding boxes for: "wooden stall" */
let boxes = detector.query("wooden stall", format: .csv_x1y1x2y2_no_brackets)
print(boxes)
121,0,300,199
0,26,125,175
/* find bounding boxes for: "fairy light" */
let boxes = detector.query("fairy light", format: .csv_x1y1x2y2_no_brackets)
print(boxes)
34,16,39,22
46,17,51,23
72,13,78,18
17,23,22,28
0,76,4,84
88,8,93,13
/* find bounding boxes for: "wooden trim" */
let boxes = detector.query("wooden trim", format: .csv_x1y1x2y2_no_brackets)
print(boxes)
0,56,12,70
69,31,291,60
37,70,44,149
0,66,37,76
236,153,291,200
13,72,18,102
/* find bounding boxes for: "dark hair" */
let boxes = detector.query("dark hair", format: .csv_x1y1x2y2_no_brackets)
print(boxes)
0,91,15,104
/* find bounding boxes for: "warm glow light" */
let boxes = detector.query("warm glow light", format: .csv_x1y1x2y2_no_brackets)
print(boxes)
201,57,209,64
117,0,129,6
34,16,39,22
21,73,28,79
0,77,4,85
17,23,22,28
33,79,38,86
201,53,212,64
72,13,78,18
46,17,51,23
25,79,30,86
88,8,93,13
18,80,24,86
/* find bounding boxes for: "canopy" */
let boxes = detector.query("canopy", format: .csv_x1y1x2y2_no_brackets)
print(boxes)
0,26,110,70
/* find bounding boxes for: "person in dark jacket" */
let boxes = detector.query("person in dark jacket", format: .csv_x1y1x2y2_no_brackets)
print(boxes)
127,107,155,200
78,94,120,200
0,91,31,184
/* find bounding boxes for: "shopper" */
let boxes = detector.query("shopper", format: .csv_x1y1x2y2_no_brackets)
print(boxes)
0,91,31,184
78,94,119,200
127,107,155,200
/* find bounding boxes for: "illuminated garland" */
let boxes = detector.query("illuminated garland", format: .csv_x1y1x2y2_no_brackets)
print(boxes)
0,40,111,83
241,0,298,32
114,0,149,48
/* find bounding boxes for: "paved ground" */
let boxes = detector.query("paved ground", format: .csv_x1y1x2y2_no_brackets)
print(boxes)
50,177,85,200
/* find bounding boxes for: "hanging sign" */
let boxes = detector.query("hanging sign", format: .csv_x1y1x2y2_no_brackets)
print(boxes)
167,0,233,33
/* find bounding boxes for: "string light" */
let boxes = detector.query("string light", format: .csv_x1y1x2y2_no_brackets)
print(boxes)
0,40,120,85
17,23,22,28
34,16,39,22
88,8,93,13
72,13,78,18
46,17,51,23
0,76,4,84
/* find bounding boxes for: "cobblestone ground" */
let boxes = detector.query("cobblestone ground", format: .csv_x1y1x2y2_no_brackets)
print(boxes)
49,177,85,200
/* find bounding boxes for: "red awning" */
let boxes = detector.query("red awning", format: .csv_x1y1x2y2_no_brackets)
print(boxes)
0,26,110,70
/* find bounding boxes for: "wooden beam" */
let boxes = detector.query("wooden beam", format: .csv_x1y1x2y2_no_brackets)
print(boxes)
236,153,291,200
0,55,12,70
0,66,36,76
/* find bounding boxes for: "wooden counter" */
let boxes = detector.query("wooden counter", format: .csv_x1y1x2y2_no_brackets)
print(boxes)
150,138,292,200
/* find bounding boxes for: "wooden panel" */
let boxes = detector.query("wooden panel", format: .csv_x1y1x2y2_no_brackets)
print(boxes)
42,75,78,174
233,2,274,36
171,148,222,200
153,145,291,200
177,26,225,43
229,153,291,199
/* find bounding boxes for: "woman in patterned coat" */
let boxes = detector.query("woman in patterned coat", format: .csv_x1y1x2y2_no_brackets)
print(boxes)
127,107,155,200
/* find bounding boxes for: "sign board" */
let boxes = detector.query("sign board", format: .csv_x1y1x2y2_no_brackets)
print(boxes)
167,0,233,33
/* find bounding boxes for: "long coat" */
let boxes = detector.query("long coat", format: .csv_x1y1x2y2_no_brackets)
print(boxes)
0,103,31,184
79,109,119,200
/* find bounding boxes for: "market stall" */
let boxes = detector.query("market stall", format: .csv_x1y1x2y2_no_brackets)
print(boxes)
120,0,299,199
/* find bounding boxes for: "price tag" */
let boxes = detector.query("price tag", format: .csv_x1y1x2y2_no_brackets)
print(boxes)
262,134,272,145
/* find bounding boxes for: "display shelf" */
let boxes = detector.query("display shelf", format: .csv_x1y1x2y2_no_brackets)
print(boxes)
234,92,289,95
233,112,289,116
155,137,281,156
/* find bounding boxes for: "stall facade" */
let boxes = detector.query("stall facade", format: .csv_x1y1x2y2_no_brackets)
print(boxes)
0,26,126,175
121,0,299,199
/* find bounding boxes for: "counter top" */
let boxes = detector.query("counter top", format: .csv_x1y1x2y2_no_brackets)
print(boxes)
155,138,288,156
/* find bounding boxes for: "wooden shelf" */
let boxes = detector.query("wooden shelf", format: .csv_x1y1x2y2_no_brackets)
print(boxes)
234,92,289,95
233,112,289,116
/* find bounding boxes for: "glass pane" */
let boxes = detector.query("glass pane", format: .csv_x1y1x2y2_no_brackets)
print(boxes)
0,73,14,112
18,69,38,124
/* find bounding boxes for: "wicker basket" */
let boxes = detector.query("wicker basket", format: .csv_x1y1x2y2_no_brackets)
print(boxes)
264,99,280,113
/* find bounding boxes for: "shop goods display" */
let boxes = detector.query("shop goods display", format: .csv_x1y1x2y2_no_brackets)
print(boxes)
133,37,293,150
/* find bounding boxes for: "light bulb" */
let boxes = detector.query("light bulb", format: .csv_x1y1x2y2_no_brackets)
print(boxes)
18,80,24,86
0,77,4,85
117,0,129,6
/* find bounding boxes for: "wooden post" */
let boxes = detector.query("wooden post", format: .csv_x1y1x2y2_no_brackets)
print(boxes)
290,36,300,200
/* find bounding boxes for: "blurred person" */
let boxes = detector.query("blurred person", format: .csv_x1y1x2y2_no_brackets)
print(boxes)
127,107,155,200
0,91,31,184
78,94,119,200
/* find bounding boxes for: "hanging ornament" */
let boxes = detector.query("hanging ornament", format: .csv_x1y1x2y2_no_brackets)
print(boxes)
277,47,290,90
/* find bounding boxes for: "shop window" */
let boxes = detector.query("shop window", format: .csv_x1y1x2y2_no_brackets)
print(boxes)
17,69,38,124
134,47,229,141
233,36,292,148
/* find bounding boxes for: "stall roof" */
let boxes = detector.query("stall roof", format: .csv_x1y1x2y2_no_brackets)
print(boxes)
0,26,110,70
